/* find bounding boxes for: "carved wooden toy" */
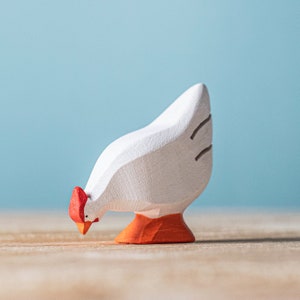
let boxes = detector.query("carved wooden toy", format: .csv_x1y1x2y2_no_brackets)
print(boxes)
69,83,212,244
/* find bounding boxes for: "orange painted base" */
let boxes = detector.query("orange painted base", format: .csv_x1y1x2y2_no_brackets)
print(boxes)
115,213,195,244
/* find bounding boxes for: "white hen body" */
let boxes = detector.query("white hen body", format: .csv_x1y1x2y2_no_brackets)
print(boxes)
84,83,212,220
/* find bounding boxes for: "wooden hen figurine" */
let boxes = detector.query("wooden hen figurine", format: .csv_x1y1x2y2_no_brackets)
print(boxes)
69,83,212,244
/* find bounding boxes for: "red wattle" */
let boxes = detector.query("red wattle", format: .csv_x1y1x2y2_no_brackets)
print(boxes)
69,186,88,223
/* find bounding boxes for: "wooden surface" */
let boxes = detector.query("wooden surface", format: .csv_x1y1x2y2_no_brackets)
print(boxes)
1,210,300,300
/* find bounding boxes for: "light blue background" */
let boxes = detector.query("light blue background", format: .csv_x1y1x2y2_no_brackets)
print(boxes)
0,1,299,210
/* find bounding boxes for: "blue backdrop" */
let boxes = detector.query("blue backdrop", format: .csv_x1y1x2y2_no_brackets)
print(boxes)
0,1,299,209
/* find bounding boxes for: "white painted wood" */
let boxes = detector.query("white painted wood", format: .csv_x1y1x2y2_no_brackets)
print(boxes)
84,83,212,220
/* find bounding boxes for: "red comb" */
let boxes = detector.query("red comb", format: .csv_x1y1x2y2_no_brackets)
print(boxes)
69,186,88,223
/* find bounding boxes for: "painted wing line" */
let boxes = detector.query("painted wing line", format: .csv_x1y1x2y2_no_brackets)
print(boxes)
195,144,212,161
190,114,211,140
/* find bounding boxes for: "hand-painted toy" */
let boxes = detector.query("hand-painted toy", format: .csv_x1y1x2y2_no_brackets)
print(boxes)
69,83,212,244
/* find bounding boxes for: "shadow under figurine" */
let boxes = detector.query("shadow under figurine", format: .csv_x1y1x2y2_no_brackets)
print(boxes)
69,83,212,244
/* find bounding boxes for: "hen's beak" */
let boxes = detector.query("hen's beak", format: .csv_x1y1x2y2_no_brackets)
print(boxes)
76,221,93,235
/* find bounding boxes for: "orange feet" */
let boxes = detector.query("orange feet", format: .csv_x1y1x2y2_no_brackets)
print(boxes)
115,213,195,244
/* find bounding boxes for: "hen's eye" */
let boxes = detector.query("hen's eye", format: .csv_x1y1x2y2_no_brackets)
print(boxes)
85,215,88,218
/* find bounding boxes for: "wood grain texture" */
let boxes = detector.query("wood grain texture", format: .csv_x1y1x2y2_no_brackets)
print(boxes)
1,210,300,300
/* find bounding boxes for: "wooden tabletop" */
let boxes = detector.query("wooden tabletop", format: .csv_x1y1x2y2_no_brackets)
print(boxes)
0,210,299,300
